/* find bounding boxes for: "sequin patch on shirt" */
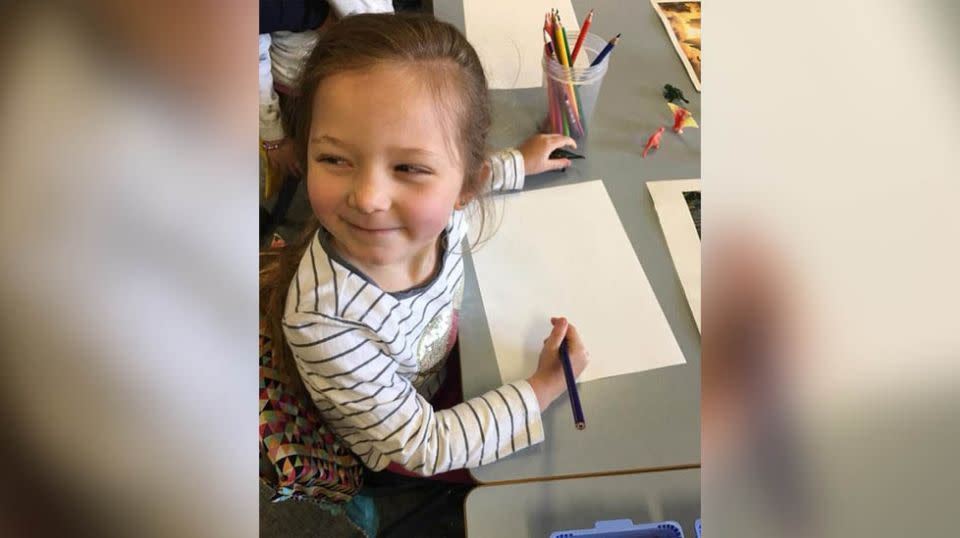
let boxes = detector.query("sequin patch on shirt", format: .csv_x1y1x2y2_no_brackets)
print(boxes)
415,278,464,379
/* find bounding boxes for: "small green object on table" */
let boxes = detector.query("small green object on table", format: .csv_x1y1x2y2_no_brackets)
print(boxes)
663,83,689,104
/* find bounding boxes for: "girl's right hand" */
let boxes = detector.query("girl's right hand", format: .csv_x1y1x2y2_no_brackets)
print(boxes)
518,133,578,175
527,317,590,410
265,137,303,178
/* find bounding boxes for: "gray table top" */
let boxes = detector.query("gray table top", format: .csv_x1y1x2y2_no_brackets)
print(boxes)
435,0,701,483
464,469,701,538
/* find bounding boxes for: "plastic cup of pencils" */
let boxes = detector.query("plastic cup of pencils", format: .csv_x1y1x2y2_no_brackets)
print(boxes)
541,32,610,141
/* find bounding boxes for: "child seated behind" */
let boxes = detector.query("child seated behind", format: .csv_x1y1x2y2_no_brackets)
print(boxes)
261,13,590,478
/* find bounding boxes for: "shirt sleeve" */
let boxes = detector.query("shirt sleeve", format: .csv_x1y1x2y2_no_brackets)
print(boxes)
268,30,321,90
327,0,395,18
283,316,545,476
487,148,526,193
259,34,285,142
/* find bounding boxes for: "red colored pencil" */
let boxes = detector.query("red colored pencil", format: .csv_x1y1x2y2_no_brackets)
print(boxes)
570,9,593,64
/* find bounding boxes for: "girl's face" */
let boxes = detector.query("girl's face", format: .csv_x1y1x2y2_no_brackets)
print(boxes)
306,64,466,272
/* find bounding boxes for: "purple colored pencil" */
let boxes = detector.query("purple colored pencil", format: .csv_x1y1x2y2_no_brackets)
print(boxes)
559,338,586,430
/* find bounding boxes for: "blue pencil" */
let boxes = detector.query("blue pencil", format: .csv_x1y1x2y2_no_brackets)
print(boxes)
590,33,621,67
559,338,586,430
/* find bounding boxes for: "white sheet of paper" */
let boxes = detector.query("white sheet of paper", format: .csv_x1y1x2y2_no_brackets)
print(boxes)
470,181,685,384
463,0,582,89
647,179,702,331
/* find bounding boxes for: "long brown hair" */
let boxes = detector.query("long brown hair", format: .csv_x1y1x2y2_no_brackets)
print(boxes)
260,13,495,400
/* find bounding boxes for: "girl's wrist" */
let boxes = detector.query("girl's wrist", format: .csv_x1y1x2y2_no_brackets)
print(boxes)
527,373,564,410
261,138,285,151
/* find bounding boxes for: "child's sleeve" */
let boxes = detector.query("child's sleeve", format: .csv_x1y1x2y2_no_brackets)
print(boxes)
284,318,545,476
259,34,285,142
487,148,526,193
327,0,394,18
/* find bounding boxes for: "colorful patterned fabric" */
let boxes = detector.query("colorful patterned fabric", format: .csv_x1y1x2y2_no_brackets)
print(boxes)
259,323,364,504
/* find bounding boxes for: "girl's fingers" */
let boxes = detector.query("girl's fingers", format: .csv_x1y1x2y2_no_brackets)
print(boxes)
565,322,586,352
547,158,572,171
549,135,577,149
543,317,569,349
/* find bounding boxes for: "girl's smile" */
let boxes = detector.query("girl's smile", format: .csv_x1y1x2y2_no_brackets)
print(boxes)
340,217,404,236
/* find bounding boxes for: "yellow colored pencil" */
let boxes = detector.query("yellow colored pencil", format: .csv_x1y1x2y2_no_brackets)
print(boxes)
554,20,582,135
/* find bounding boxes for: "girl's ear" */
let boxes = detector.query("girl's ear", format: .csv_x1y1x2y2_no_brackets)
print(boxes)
454,193,474,210
455,163,487,210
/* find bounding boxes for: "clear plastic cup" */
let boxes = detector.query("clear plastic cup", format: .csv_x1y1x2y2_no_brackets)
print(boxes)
541,32,610,141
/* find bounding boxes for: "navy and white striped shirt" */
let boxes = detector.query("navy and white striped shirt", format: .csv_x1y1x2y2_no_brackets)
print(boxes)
283,149,544,476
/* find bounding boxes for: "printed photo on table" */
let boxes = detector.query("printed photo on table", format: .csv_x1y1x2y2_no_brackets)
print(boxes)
651,0,701,90
647,179,702,331
683,190,701,238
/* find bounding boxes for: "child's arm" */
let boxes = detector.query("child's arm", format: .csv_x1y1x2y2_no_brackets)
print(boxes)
260,34,303,177
283,317,548,476
486,148,525,192
487,134,578,193
258,34,285,143
327,0,394,18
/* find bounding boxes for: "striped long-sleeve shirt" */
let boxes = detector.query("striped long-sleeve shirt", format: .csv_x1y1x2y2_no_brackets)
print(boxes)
283,148,543,476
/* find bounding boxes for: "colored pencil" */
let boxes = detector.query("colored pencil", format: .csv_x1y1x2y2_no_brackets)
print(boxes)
546,14,560,132
559,338,586,430
590,33,620,67
559,16,588,136
544,42,562,133
569,9,593,64
546,13,561,64
552,14,575,136
559,14,573,64
563,93,584,138
548,81,560,132
547,10,560,61
557,14,586,135
553,16,582,132
543,42,558,133
543,13,552,47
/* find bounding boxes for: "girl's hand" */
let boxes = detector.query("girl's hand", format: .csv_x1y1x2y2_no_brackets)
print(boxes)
527,317,590,410
265,138,303,178
518,134,578,176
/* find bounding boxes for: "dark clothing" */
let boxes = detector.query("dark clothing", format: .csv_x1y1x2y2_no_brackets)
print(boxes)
260,0,330,34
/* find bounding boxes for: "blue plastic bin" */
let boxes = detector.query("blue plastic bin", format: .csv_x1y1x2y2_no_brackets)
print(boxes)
549,518,684,538
694,519,701,538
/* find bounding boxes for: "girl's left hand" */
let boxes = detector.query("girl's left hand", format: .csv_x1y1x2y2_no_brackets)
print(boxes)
518,133,578,176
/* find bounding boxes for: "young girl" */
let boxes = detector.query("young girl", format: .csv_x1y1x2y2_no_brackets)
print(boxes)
261,13,590,479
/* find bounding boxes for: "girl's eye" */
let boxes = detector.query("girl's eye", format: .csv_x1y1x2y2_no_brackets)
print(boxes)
316,155,350,166
395,164,432,175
